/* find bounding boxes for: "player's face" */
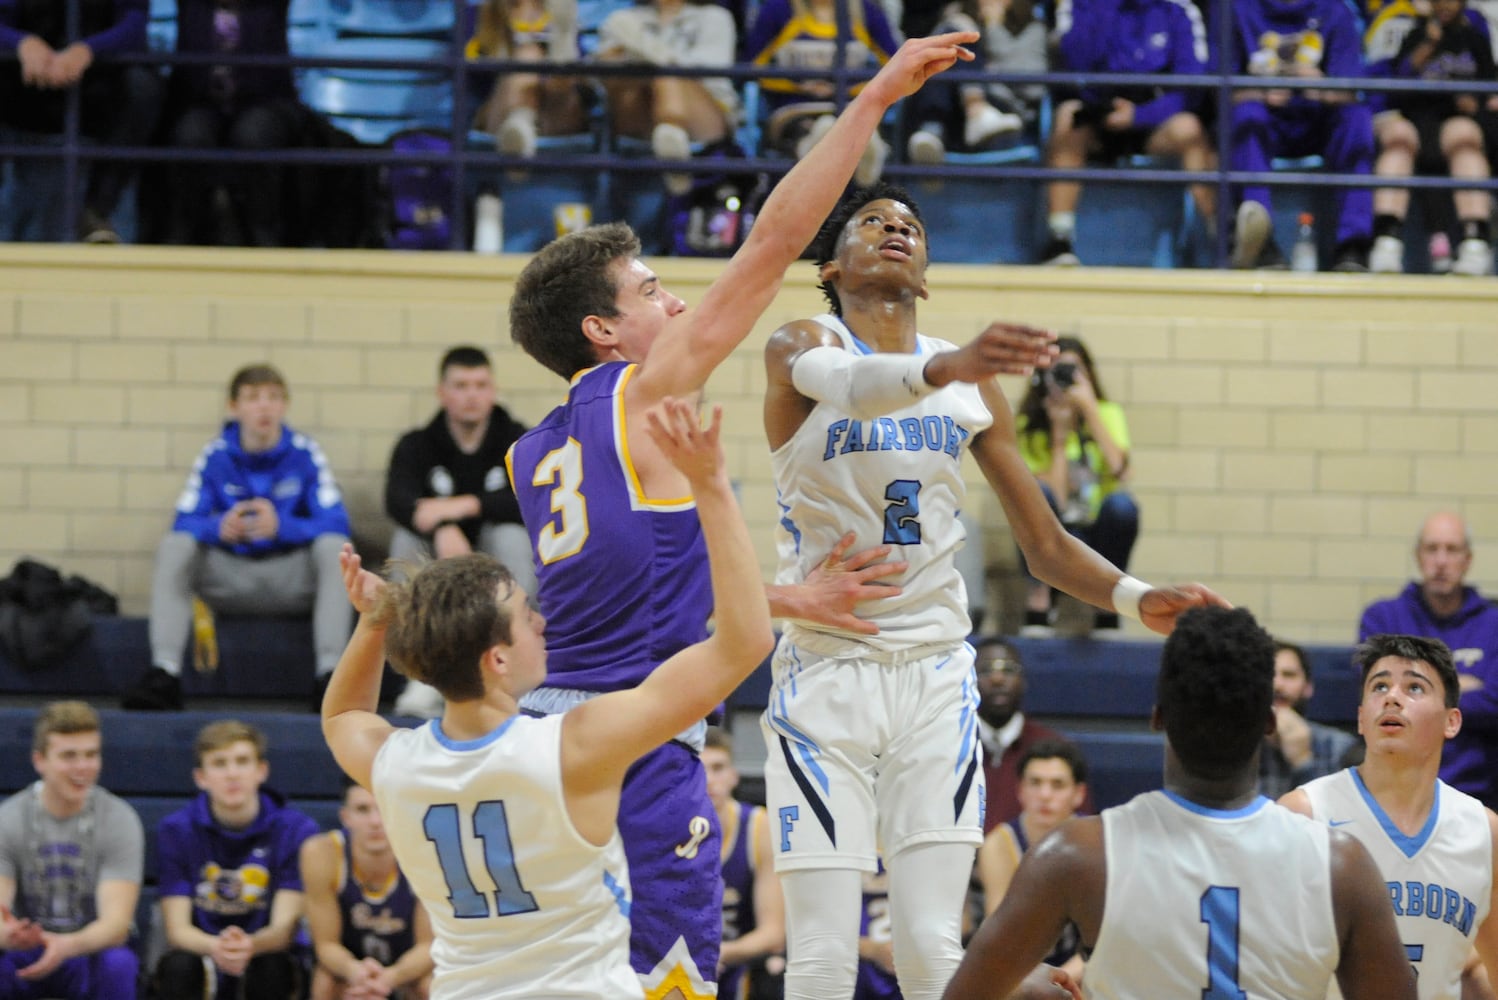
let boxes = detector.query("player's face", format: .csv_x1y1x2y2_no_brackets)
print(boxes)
601,257,687,363
702,747,739,807
827,198,930,294
32,730,102,814
500,584,547,693
1272,649,1311,710
438,365,496,427
340,784,389,851
194,739,269,814
975,650,1024,725
1415,515,1471,602
229,383,288,449
1357,656,1460,758
1017,757,1084,828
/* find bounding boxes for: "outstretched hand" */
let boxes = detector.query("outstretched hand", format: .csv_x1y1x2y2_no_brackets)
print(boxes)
645,398,725,487
864,31,979,107
1014,963,1084,1000
927,322,1058,385
1139,583,1233,636
797,532,906,635
339,543,387,616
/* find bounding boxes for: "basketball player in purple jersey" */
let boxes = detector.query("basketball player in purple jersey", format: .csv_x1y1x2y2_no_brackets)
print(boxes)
505,33,992,999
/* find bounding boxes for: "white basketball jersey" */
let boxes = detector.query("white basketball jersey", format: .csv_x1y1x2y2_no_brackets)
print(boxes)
772,314,994,651
1086,791,1339,1000
1302,769,1492,1000
371,714,640,1000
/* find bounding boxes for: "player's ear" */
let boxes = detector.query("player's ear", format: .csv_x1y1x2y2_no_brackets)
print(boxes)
1445,706,1463,740
817,260,841,287
918,277,930,301
581,314,614,348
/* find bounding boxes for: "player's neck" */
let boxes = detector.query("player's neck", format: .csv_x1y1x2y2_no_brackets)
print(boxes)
438,692,520,742
838,297,920,353
1354,760,1439,832
446,413,489,454
352,842,397,886
1020,811,1063,844
1163,752,1259,811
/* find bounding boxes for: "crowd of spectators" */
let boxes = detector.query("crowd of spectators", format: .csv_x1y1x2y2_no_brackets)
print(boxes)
3,0,1496,270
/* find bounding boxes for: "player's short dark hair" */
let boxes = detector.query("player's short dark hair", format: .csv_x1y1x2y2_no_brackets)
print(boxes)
1356,634,1461,708
511,221,641,379
1274,639,1311,682
228,364,287,401
440,345,491,377
812,181,927,317
371,554,519,702
704,727,732,753
1018,738,1088,785
1156,607,1275,779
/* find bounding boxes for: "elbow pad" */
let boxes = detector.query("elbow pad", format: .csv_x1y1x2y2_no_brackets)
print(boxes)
790,346,938,420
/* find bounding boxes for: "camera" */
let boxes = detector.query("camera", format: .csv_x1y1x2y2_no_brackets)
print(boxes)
1050,362,1078,389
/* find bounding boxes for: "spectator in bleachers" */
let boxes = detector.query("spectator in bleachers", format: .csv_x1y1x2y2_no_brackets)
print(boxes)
1014,336,1136,634
0,701,144,1000
152,0,315,246
466,0,590,157
974,639,1094,831
905,0,1044,164
974,740,1086,976
1037,0,1215,266
705,728,786,1000
745,0,901,186
299,780,433,1000
1222,0,1377,271
121,364,352,713
1359,511,1498,810
152,719,319,1000
595,0,740,194
0,0,164,243
1367,0,1497,276
1257,640,1357,799
383,345,533,720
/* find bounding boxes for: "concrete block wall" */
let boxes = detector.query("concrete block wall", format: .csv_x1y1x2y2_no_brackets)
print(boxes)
2,245,1495,643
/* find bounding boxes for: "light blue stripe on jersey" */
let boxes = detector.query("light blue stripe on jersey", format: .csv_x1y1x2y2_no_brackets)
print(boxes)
429,715,519,751
1162,789,1272,820
1352,766,1440,858
603,870,631,918
955,667,979,776
769,706,831,795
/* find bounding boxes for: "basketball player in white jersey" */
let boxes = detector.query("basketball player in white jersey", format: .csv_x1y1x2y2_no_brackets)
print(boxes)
1280,634,1498,1000
318,399,779,1000
943,606,1416,1000
761,180,1228,1000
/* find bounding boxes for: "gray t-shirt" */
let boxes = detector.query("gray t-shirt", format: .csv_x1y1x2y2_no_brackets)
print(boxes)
0,783,144,932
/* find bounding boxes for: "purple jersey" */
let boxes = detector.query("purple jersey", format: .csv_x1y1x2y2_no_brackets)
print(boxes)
333,830,418,968
719,802,760,999
155,790,318,936
508,362,713,693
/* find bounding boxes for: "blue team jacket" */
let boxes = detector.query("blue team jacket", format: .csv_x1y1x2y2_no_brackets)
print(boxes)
1054,0,1209,130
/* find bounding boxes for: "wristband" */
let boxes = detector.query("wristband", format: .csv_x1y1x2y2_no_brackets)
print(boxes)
791,346,938,420
1110,575,1151,623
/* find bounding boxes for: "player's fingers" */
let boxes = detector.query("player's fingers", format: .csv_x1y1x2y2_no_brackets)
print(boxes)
702,403,724,445
824,531,859,566
838,542,893,571
851,560,906,584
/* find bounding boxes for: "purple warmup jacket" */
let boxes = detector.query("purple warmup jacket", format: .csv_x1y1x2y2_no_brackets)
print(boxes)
1360,583,1498,808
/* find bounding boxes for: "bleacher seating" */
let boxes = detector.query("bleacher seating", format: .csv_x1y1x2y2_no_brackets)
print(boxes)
298,37,456,146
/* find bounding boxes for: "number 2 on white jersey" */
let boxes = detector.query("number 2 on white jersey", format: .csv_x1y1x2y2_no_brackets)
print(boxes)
532,438,588,564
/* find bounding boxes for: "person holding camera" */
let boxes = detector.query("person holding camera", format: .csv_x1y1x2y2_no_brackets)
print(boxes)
1038,0,1215,266
1014,336,1137,632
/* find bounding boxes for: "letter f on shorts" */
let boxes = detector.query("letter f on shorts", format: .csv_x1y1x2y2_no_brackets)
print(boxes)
779,806,800,852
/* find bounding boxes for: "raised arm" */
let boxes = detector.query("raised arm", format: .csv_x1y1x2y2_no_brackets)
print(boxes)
629,32,979,405
1329,831,1418,1000
561,401,776,836
321,546,397,789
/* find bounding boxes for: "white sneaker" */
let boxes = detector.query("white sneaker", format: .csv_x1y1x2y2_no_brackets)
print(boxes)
1231,201,1271,270
907,129,945,165
1452,237,1493,276
394,680,444,719
794,114,836,160
964,103,1022,147
497,111,537,159
1369,234,1404,274
652,122,693,196
854,131,888,187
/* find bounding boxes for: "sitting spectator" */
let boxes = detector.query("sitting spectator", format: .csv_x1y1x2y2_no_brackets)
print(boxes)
1257,639,1358,798
1223,0,1376,270
121,363,352,712
299,781,433,1000
1038,0,1215,266
974,740,1087,977
974,639,1094,831
1013,336,1137,634
745,0,900,186
152,720,319,1000
1359,510,1498,810
705,729,786,999
0,0,163,243
906,0,1045,163
383,346,532,719
596,0,740,194
154,0,314,246
466,0,590,157
1368,0,1496,275
0,701,143,1000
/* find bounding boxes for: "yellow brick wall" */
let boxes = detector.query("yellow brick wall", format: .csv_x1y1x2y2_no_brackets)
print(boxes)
2,245,1495,643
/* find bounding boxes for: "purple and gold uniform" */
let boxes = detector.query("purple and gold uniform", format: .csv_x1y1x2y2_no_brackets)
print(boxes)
719,801,764,999
331,829,418,968
507,361,721,997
